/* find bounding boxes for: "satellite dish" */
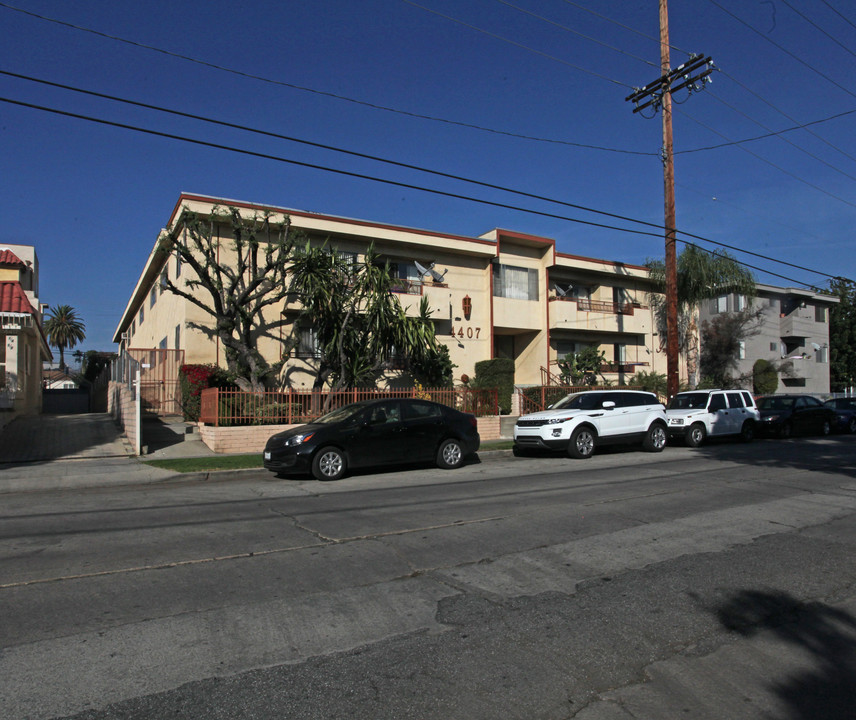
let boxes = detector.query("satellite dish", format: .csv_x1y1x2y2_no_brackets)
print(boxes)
429,267,448,283
413,260,431,278
555,283,573,297
811,342,821,351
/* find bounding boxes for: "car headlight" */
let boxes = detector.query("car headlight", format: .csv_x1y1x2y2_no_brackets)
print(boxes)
545,416,572,425
284,432,314,447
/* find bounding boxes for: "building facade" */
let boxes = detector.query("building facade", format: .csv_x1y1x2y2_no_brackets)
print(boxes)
114,194,670,393
699,283,837,394
0,245,51,422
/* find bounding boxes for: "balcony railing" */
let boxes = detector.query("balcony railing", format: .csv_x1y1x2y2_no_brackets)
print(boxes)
549,297,639,315
390,278,423,295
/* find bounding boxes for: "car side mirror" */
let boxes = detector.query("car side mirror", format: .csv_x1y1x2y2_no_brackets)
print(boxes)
602,401,616,409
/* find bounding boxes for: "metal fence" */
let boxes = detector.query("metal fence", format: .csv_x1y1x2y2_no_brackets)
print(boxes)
111,353,141,400
199,386,499,426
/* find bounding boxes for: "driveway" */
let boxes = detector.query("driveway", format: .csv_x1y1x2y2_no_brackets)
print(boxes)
0,414,177,494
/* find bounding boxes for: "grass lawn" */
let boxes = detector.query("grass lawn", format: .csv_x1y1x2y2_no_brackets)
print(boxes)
142,440,514,473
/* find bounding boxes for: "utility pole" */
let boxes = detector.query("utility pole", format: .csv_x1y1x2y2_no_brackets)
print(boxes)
626,0,713,400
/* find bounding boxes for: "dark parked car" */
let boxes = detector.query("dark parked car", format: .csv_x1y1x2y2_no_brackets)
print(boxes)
756,394,836,438
824,397,856,434
263,398,480,480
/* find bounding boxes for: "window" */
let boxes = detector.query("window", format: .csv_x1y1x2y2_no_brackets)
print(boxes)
160,270,168,292
726,392,745,408
735,294,746,311
403,400,442,420
770,342,777,352
816,346,828,363
738,341,746,359
0,335,5,388
614,344,626,363
174,324,181,350
555,340,582,359
138,305,144,325
296,327,321,358
493,264,538,301
175,251,182,278
158,337,167,350
713,295,727,313
150,285,157,309
815,306,828,322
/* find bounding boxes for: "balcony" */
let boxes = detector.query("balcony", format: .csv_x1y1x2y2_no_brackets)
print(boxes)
549,297,649,335
779,311,815,340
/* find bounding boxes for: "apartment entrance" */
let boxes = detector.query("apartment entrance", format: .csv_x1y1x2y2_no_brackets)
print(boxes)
127,348,185,416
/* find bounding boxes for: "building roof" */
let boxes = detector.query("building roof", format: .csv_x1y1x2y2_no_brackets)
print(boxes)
0,249,26,268
0,281,36,314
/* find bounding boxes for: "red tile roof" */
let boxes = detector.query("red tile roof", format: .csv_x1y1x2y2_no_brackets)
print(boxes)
0,249,26,268
0,281,36,315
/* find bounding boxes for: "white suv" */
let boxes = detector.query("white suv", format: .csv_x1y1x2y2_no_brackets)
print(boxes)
666,389,760,446
513,390,668,459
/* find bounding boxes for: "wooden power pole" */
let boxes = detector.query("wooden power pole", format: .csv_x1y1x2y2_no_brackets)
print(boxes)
626,0,713,400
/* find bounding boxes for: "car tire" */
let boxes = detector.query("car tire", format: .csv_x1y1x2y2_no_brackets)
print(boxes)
780,422,792,439
849,417,856,434
643,422,667,452
512,446,531,457
568,426,596,459
437,438,465,469
740,421,755,443
312,447,346,481
685,423,706,448
821,420,831,436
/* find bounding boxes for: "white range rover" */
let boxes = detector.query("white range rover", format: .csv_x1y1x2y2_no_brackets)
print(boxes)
513,390,668,459
666,389,760,446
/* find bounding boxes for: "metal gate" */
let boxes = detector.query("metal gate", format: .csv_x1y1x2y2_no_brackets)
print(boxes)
127,348,185,416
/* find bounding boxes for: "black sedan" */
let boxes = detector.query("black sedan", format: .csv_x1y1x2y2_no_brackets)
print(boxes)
824,397,856,434
756,394,836,438
263,398,480,480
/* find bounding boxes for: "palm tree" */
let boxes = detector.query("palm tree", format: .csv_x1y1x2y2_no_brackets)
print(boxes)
647,246,756,387
43,305,86,372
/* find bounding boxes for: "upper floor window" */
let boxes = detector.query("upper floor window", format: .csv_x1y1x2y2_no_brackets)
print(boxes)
712,295,727,313
816,346,828,363
493,264,538,301
149,285,157,309
815,305,828,322
738,341,746,359
138,305,144,325
160,270,168,292
735,294,747,311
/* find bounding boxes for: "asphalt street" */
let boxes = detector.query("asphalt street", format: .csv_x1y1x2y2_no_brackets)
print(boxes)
2,432,856,719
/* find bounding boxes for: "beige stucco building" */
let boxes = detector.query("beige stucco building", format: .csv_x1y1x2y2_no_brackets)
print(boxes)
113,193,670,393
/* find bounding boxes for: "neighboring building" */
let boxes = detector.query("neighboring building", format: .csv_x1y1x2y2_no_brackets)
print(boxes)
112,193,670,398
43,369,79,390
699,283,838,394
0,245,52,421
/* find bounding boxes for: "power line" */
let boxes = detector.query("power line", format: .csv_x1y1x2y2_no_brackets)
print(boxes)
0,1,650,156
1,70,841,284
779,0,856,60
0,93,839,289
399,0,633,88
677,106,856,211
818,0,856,32
492,0,659,68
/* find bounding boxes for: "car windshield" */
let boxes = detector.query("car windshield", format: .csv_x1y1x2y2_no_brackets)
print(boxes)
551,393,603,411
758,396,795,411
668,393,709,410
312,403,365,424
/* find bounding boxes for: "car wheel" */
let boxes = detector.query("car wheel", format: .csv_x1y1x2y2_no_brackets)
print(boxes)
821,420,831,436
312,447,346,481
568,426,596,459
437,438,464,469
780,422,792,439
740,421,755,443
643,422,667,452
685,423,706,448
849,417,856,434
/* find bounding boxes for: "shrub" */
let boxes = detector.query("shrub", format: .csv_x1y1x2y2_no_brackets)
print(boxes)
753,358,778,395
472,358,514,414
179,364,232,421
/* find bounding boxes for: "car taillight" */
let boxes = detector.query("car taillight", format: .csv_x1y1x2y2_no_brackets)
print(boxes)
468,415,478,428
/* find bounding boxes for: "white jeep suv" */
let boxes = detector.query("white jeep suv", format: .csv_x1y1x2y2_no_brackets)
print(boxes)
513,390,668,459
666,389,760,446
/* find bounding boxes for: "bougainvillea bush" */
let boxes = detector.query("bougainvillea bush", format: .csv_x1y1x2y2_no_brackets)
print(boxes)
179,364,232,421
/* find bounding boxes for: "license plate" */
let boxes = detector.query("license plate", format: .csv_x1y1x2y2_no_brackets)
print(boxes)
264,451,271,460
670,419,683,426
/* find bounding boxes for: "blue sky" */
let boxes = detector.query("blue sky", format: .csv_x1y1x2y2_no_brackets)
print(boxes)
2,0,854,351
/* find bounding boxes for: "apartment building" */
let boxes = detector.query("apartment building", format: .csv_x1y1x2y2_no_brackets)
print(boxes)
113,193,669,396
0,244,51,421
699,283,838,394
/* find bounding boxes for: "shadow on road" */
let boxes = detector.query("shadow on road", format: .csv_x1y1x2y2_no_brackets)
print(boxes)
715,589,856,720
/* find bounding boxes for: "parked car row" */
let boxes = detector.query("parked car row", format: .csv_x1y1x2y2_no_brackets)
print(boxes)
262,392,852,481
513,389,846,460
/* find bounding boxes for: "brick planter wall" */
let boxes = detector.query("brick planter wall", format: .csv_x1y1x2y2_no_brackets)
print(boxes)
197,416,503,454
